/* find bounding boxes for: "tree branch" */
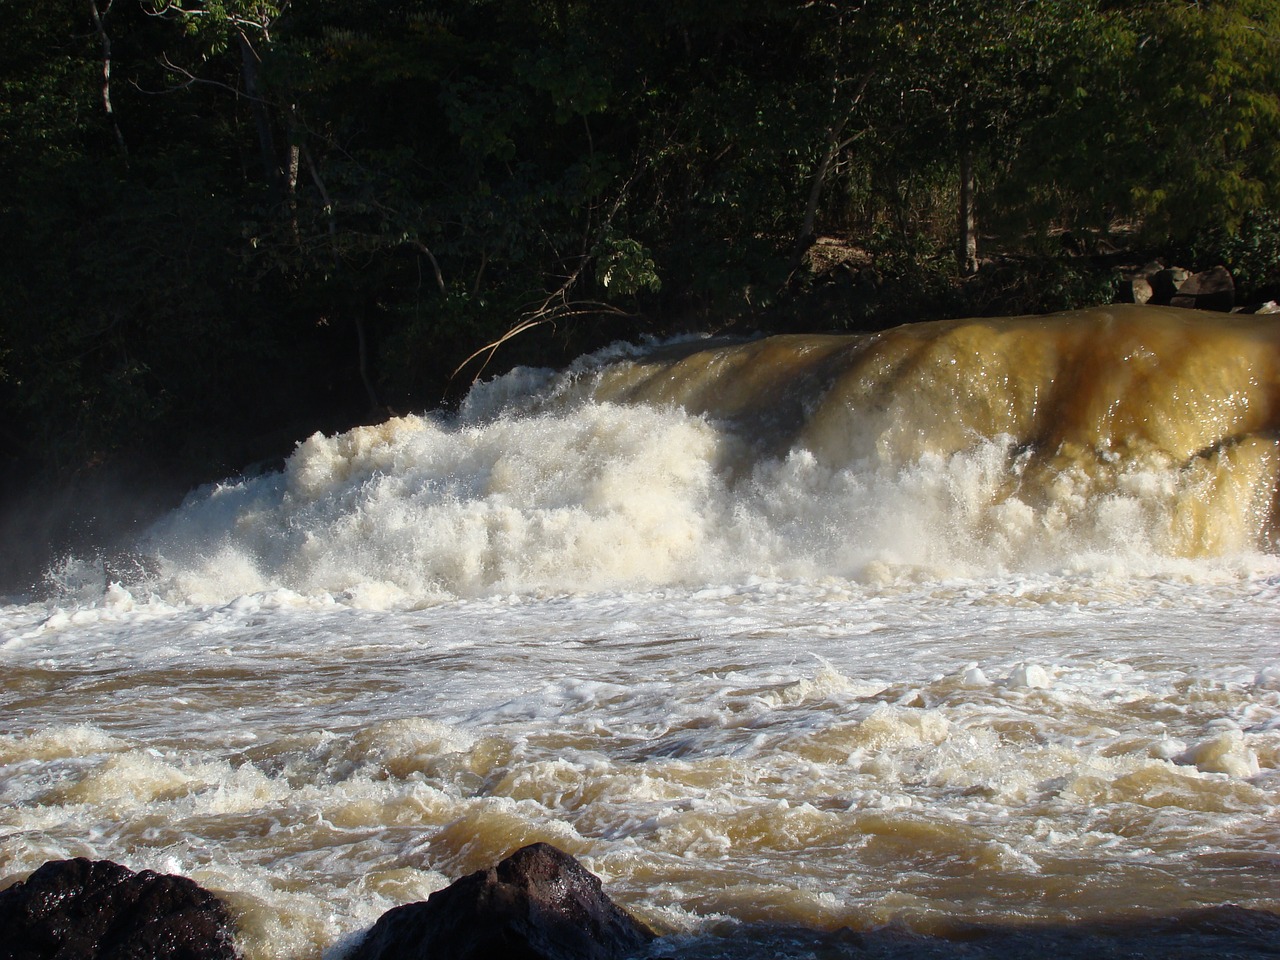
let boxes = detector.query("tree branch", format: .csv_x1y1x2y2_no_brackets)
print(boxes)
790,66,875,272
88,0,129,163
404,240,447,295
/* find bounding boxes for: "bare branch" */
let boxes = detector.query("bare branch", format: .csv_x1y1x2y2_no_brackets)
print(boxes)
144,0,278,32
449,156,650,387
449,301,635,386
790,64,875,272
152,52,272,102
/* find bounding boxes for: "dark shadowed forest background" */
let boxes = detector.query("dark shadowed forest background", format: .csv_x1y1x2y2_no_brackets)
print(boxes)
3,0,1280,590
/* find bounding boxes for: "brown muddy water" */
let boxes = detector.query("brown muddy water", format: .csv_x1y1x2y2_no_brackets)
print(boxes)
3,306,1278,958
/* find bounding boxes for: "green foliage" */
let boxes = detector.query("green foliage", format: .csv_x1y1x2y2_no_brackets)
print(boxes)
1122,0,1280,235
1006,0,1280,241
144,0,287,46
0,4,100,186
4,0,1280,496
1184,208,1280,298
596,234,661,296
964,258,1123,316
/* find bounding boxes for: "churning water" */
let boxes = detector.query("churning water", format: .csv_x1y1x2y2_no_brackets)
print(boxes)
2,306,1278,958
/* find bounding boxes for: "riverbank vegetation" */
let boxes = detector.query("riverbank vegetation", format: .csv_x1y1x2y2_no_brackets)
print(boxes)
3,0,1280,586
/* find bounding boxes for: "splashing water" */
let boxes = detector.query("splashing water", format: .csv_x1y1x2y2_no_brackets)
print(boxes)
133,305,1280,606
2,306,1278,959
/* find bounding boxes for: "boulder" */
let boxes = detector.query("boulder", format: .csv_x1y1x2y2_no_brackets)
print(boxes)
1148,266,1190,304
351,843,655,960
1118,275,1153,304
0,857,239,960
1169,264,1234,311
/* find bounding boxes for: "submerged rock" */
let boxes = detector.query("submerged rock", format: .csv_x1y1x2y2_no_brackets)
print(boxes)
0,857,239,959
351,842,655,960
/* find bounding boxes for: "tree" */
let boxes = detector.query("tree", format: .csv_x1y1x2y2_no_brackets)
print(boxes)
1124,0,1280,235
996,0,1280,246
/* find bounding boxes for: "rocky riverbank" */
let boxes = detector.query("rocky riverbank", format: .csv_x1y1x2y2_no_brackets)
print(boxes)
3,845,1278,960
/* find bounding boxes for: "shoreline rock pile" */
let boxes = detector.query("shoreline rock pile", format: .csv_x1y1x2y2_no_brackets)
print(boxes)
1118,261,1279,313
0,845,652,960
3,845,1278,960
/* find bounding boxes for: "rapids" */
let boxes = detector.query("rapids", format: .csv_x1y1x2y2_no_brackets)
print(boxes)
131,305,1280,604
2,305,1278,958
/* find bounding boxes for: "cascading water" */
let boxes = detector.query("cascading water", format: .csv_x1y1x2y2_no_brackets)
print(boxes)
134,305,1280,605
2,305,1278,959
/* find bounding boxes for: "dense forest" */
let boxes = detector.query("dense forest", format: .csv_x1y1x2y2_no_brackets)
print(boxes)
3,0,1280,588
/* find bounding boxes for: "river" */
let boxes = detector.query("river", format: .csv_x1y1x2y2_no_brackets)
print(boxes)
2,305,1278,958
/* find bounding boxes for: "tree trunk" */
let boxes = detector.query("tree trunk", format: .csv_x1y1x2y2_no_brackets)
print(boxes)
789,67,874,276
794,116,846,263
88,0,128,163
239,33,281,193
958,146,979,275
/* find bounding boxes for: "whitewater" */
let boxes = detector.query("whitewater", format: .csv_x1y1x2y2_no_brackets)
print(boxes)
2,305,1278,958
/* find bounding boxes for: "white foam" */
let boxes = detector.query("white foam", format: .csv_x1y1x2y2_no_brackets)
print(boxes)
21,326,1238,611
1177,731,1261,778
1255,664,1280,690
1007,663,1053,689
1,576,1278,957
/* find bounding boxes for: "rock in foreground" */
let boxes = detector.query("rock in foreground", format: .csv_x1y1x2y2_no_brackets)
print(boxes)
0,857,238,960
352,843,654,960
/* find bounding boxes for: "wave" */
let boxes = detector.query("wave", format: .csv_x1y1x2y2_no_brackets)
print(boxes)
132,305,1280,605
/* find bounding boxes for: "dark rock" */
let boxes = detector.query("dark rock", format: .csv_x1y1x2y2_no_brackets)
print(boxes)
351,843,655,960
1148,266,1190,304
1169,264,1234,311
0,858,239,960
